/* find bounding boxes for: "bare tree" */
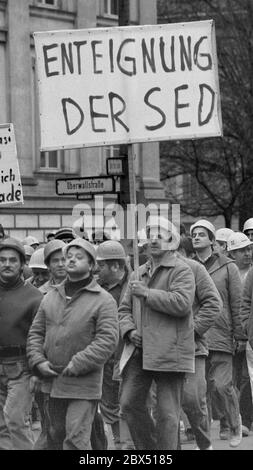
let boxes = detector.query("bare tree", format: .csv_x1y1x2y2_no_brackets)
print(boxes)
158,0,253,228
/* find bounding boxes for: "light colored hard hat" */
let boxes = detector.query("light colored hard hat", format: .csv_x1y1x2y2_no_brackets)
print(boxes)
190,219,216,237
29,247,47,270
243,218,253,233
215,228,234,242
44,239,66,265
227,232,253,251
23,245,35,257
96,240,126,261
65,238,96,264
146,215,180,250
23,235,39,247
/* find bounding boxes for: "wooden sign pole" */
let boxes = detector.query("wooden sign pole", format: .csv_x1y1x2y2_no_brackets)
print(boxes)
127,144,141,333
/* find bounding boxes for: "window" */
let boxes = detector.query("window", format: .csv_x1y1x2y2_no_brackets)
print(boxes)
37,0,59,7
104,0,118,16
39,149,79,173
40,151,61,171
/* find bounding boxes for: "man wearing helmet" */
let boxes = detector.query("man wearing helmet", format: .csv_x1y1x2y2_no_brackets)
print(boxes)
27,248,49,288
215,228,234,256
0,238,43,449
31,239,67,450
40,240,66,295
243,218,253,242
227,232,253,437
190,219,244,447
95,240,133,450
27,238,118,450
119,216,195,450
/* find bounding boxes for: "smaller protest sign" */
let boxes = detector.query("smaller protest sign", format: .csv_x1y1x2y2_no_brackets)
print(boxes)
0,124,23,206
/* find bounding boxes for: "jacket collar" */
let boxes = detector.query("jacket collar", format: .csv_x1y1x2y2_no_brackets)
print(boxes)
55,277,101,296
140,252,177,278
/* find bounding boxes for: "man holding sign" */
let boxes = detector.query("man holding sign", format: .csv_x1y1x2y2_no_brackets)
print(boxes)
118,216,195,450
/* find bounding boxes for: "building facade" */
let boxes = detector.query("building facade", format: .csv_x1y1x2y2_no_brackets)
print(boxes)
0,0,165,241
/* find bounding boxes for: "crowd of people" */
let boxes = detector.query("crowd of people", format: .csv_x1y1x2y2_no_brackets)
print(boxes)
0,215,253,450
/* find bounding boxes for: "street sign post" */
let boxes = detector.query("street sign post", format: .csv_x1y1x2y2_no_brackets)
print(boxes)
56,176,115,196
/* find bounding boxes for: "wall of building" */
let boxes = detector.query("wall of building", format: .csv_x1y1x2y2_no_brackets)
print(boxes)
0,0,164,242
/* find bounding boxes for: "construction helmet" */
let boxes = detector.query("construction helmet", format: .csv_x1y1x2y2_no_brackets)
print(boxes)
23,245,35,257
215,228,234,242
29,248,47,270
44,240,66,265
64,238,96,265
190,219,216,239
243,218,253,233
96,240,126,261
23,235,39,248
0,237,26,264
227,232,253,251
146,215,180,250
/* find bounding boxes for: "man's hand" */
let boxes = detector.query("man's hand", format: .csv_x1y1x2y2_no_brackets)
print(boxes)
130,280,149,299
36,361,59,377
128,329,142,348
62,361,78,377
29,375,42,393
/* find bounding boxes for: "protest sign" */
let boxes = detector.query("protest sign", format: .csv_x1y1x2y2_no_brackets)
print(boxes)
0,124,23,206
34,20,222,151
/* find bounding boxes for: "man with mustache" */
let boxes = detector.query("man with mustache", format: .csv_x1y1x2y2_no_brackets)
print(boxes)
0,238,42,449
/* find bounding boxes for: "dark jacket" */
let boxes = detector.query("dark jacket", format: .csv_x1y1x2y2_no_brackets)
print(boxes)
240,267,253,349
181,257,222,356
0,277,43,347
194,253,244,353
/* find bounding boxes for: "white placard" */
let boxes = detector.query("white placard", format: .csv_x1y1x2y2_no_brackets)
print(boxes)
0,124,23,206
34,20,222,151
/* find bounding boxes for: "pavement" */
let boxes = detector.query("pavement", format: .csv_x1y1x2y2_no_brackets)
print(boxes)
32,418,253,451
181,420,253,451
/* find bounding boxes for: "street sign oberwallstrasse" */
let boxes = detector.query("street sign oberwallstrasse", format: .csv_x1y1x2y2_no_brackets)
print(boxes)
56,177,115,195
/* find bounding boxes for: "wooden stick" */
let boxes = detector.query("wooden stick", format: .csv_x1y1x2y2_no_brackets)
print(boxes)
127,144,141,333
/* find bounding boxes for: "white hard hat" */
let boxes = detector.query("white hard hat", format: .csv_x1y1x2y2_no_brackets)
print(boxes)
23,245,35,257
29,248,47,269
227,232,253,251
190,219,216,238
23,235,39,247
146,215,180,250
243,218,253,233
215,228,234,242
